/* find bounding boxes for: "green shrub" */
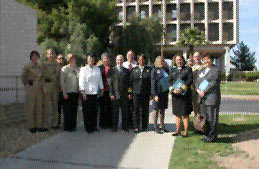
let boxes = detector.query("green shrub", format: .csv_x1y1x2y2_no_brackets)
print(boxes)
230,71,259,81
244,72,259,82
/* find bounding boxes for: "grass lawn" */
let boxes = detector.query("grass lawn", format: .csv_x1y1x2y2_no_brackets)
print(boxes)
168,114,259,169
220,81,259,95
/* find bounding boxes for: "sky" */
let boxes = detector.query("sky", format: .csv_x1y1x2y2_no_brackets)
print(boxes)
234,0,259,68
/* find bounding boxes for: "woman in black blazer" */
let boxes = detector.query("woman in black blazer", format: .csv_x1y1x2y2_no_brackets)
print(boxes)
168,54,193,138
98,52,113,129
151,56,169,134
131,54,152,133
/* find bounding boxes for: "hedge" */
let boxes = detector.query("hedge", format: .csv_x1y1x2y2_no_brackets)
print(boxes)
221,71,259,82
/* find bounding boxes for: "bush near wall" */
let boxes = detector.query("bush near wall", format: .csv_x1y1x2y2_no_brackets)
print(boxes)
222,71,259,82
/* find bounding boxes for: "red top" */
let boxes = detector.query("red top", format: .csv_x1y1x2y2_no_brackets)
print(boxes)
103,66,110,91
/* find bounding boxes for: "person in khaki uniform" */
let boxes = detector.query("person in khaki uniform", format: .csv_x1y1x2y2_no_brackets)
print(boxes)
41,49,60,129
22,51,47,133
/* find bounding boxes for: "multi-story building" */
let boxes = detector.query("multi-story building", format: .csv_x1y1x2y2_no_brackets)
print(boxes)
115,0,239,69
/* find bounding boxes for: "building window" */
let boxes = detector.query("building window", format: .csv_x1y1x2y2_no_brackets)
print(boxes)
223,23,233,41
166,24,177,43
180,24,191,33
166,4,177,21
180,3,190,21
126,6,136,22
208,23,219,41
140,5,149,19
194,23,205,33
126,0,135,3
141,11,146,19
223,2,233,20
117,7,123,22
208,2,219,20
139,0,148,2
153,5,162,22
194,3,204,21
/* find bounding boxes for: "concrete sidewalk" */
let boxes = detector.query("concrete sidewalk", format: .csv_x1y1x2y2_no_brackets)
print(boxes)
0,104,176,169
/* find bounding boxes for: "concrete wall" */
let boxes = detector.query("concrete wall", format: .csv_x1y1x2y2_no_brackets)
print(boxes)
0,0,41,104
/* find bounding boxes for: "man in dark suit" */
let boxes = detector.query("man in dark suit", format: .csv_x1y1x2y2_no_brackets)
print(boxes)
107,54,133,132
196,53,221,143
131,54,152,133
99,52,113,129
123,50,137,129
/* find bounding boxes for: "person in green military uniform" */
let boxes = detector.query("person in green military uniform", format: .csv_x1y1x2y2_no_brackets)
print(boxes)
41,48,60,130
22,50,47,133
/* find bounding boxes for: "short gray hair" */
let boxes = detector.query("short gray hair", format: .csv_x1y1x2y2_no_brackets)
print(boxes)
101,52,109,59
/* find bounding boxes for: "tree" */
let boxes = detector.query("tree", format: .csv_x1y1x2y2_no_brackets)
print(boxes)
16,0,117,61
113,15,163,61
230,41,257,71
177,27,206,58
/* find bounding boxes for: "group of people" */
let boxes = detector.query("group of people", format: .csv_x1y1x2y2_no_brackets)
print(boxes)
22,49,221,143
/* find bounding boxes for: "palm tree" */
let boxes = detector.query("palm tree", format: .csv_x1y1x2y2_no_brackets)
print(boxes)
177,27,206,58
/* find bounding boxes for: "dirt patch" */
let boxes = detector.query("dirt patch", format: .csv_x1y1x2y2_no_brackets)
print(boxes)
0,122,62,158
215,129,259,169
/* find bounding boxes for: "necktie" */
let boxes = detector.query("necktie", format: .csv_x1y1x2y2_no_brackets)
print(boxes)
128,64,132,70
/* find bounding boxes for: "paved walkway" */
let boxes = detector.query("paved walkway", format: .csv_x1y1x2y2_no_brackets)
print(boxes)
0,104,176,169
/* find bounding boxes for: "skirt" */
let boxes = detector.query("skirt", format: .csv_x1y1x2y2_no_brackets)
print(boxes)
172,92,193,117
153,91,168,110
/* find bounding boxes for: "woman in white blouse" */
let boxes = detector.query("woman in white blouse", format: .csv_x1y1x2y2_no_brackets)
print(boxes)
79,53,104,133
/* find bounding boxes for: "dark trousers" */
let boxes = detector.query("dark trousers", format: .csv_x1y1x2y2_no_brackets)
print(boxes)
200,103,219,141
99,91,113,129
82,95,98,132
133,94,150,130
63,93,79,131
112,97,128,130
58,92,64,126
128,99,134,128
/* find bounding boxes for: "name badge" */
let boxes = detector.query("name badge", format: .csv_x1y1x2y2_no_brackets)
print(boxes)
157,70,160,74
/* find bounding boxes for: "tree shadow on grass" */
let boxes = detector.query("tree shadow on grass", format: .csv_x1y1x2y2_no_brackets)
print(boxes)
217,123,259,143
186,120,259,143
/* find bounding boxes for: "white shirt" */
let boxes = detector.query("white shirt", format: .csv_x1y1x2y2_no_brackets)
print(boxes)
123,61,137,70
139,66,145,73
199,68,211,78
79,65,104,95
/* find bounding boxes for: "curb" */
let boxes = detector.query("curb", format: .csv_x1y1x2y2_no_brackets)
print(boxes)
222,95,259,101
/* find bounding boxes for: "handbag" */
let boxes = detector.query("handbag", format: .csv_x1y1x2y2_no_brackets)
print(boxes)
193,114,206,133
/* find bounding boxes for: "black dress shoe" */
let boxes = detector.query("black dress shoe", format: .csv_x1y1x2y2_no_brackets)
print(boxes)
142,128,148,132
51,126,60,130
155,127,162,134
86,130,94,134
160,128,169,133
111,128,117,132
38,128,48,132
182,134,188,138
29,128,37,133
123,129,129,132
172,132,180,136
201,136,215,143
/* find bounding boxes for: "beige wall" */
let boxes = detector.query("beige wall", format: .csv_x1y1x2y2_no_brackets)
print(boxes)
0,0,41,104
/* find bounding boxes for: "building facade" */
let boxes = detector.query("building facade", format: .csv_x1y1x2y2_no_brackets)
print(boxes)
116,0,239,69
0,0,41,104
